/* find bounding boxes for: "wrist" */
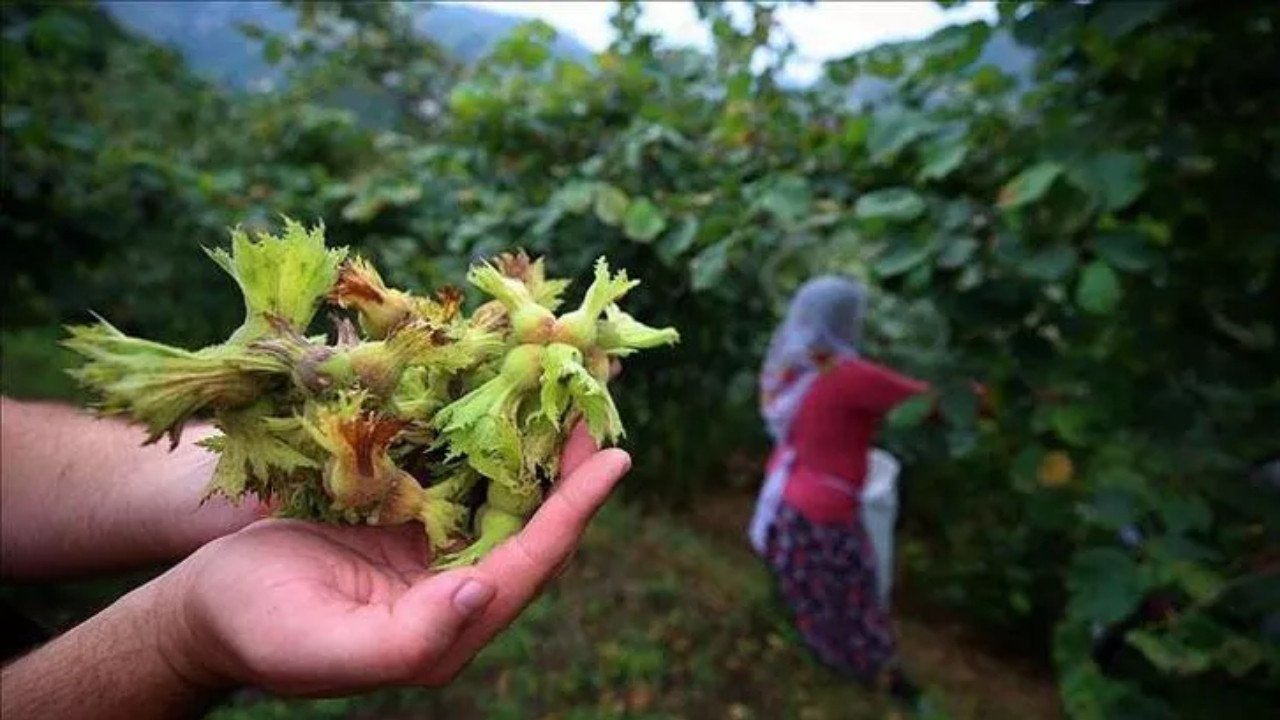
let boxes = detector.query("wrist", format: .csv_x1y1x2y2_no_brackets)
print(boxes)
139,556,236,697
0,566,228,720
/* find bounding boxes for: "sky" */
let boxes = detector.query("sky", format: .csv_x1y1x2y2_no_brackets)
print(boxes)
459,1,996,83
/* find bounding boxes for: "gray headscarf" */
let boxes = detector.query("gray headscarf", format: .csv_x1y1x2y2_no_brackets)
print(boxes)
759,275,867,443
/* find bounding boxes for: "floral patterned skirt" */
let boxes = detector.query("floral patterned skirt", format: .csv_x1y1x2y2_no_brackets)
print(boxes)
765,503,896,681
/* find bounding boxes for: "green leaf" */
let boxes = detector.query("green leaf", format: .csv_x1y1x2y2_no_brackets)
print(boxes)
1022,244,1078,281
1156,494,1211,535
888,393,933,429
997,161,1064,209
201,412,318,500
940,386,979,427
1076,260,1122,314
756,175,812,226
1049,404,1090,445
839,115,870,149
553,181,596,213
1166,561,1226,604
855,187,926,222
1067,548,1154,625
622,198,667,243
1128,631,1213,675
1217,636,1265,677
1087,488,1142,528
1068,151,1146,211
689,242,730,292
593,184,629,226
658,216,699,265
867,107,931,162
263,36,287,65
1093,231,1156,272
947,428,979,456
937,236,979,269
1091,1,1167,40
531,206,563,236
918,135,969,181
874,242,932,277
207,218,347,344
864,46,905,78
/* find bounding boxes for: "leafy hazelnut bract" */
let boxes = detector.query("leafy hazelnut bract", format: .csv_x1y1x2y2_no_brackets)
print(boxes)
63,218,678,568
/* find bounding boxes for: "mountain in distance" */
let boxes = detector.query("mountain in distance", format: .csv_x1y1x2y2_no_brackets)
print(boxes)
99,0,1031,109
99,0,593,90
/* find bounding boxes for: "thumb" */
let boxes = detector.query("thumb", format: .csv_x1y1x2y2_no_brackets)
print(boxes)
392,572,496,666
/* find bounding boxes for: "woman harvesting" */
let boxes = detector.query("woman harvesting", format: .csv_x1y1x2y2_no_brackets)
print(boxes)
749,275,929,709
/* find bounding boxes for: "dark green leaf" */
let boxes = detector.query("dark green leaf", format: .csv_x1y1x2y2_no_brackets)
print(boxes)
1165,561,1226,604
1156,494,1212,535
855,187,925,222
1049,404,1090,445
888,393,933,429
1091,1,1167,39
947,429,979,456
1093,231,1156,272
1022,244,1078,281
940,386,979,427
937,237,979,269
1088,488,1142,529
1217,637,1265,677
1067,151,1146,212
1076,260,1122,314
1067,548,1154,625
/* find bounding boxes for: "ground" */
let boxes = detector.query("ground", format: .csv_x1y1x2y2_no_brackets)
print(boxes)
5,490,1061,720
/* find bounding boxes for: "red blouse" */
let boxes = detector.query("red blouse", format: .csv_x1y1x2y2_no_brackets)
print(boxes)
776,358,927,525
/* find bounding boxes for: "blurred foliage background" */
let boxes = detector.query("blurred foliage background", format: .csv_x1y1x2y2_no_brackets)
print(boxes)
2,1,1278,718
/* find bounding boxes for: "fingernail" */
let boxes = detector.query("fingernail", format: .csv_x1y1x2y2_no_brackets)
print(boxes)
452,579,495,615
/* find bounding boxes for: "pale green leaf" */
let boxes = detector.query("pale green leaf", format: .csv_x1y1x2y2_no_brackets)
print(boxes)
553,181,596,213
593,184,629,226
997,161,1064,209
918,135,969,181
855,187,926,222
874,242,932,277
690,242,730,291
622,198,667,243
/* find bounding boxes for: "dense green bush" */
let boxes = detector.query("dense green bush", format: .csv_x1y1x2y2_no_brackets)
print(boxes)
2,1,1276,716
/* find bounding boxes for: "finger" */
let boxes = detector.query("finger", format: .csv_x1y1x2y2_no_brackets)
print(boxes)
393,572,496,666
558,421,599,479
516,448,630,567
420,448,630,683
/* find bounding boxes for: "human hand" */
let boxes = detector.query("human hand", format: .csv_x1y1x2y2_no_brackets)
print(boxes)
150,423,629,697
